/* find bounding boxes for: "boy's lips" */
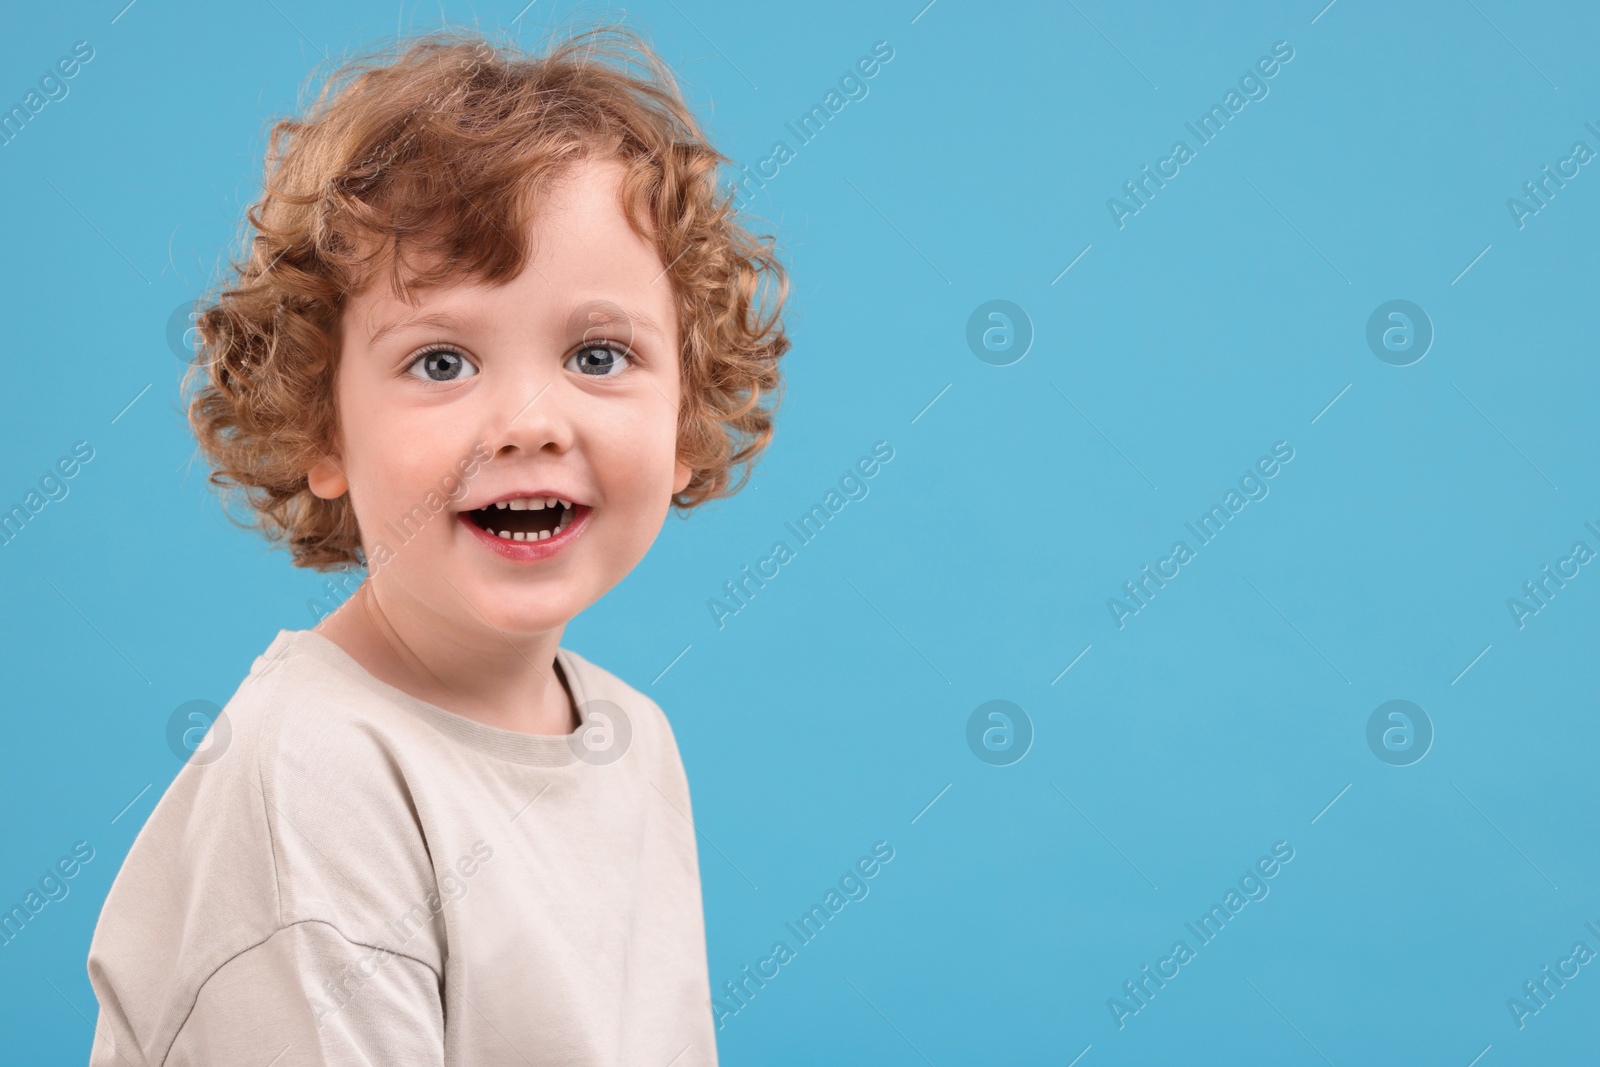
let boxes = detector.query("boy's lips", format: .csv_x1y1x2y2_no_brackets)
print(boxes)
459,502,592,561
463,489,587,511
459,489,584,539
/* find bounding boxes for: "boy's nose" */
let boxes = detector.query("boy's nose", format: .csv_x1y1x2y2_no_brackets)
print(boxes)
484,374,575,459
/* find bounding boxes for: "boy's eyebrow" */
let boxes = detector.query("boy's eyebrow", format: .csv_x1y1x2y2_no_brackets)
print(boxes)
366,309,490,347
365,302,666,346
568,299,665,342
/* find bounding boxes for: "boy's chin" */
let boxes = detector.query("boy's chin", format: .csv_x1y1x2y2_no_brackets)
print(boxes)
456,596,576,637
373,567,577,636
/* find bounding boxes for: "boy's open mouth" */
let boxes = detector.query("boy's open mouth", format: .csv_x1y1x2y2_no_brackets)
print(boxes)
464,497,579,542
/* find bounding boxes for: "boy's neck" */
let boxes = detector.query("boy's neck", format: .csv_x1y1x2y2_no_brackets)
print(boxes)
313,582,577,735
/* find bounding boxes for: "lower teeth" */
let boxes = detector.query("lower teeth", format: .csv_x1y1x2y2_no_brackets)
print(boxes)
489,509,572,541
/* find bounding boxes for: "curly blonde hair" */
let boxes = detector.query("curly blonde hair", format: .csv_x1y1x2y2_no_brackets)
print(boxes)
185,24,788,570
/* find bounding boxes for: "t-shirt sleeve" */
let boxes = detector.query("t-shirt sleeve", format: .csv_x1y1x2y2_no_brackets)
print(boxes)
156,920,443,1067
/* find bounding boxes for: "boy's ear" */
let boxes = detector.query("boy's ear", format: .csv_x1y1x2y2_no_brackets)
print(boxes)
307,450,349,500
672,456,692,497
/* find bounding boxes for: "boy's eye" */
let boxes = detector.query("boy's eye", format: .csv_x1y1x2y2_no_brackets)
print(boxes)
566,342,632,378
408,347,478,382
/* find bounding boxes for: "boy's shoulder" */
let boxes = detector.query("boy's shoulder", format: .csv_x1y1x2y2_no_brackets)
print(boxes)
233,627,450,762
556,644,676,735
100,628,693,932
227,631,691,829
248,630,676,744
558,643,701,788
113,628,451,913
86,630,448,1062
87,630,702,1062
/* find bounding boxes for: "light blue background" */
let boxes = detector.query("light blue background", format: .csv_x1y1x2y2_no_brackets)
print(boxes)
2,0,1597,1063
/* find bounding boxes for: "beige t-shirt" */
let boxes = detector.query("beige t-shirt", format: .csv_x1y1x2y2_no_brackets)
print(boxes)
86,629,717,1066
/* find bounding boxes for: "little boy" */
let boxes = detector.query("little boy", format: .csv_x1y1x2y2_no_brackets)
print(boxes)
86,24,787,1066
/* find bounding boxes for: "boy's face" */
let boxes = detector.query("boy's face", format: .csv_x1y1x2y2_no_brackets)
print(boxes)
310,157,690,639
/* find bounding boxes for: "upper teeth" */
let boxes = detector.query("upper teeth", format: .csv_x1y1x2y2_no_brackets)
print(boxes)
493,497,570,510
